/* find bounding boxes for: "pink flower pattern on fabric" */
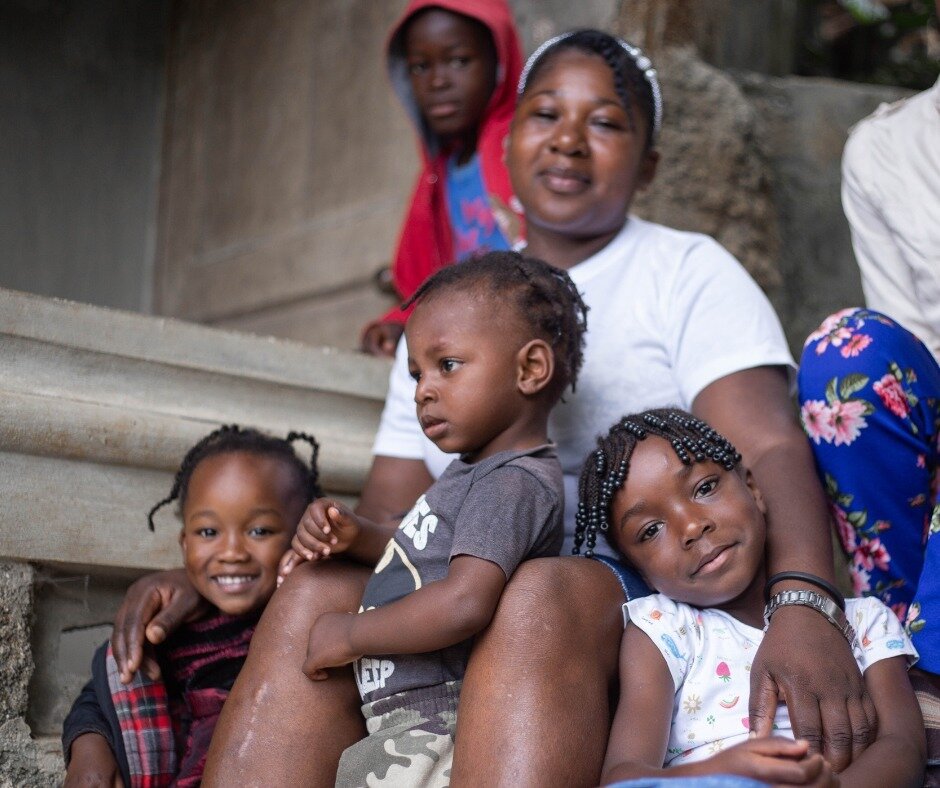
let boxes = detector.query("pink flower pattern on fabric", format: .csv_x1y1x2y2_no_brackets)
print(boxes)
831,400,869,446
840,333,872,357
873,374,912,419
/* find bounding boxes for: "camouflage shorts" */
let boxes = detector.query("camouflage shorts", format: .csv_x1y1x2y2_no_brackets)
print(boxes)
335,680,460,788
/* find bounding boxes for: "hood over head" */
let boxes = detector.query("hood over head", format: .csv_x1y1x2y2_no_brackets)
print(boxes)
387,0,523,155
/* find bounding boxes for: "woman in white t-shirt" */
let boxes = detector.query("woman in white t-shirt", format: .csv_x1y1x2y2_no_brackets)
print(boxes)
113,31,873,786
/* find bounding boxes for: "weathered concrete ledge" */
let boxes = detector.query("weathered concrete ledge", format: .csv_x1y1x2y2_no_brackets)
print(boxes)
0,286,390,572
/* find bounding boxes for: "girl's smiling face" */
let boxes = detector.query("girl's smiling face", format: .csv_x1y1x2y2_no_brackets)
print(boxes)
508,49,659,257
611,437,768,620
180,451,302,616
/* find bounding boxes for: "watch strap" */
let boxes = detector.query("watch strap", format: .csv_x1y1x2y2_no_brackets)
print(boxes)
763,589,857,649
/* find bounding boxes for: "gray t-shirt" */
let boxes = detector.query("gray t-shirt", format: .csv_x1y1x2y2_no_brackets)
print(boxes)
354,444,564,704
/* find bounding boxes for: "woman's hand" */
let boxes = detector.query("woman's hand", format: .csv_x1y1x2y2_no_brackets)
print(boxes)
749,605,876,772
64,733,124,788
303,612,360,680
110,568,208,684
360,321,404,357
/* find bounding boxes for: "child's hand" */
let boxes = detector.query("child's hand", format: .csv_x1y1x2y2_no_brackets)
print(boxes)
302,611,361,681
703,737,837,785
360,321,403,357
278,500,362,582
64,733,124,787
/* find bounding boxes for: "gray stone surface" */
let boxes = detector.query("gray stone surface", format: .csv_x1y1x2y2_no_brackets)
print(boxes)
0,562,33,725
630,46,783,292
28,568,134,737
739,74,912,352
0,719,62,787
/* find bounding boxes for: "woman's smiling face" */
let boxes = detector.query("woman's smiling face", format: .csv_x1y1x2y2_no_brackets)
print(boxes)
508,49,658,252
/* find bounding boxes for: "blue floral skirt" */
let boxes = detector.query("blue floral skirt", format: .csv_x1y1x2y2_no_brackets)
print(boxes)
798,308,940,674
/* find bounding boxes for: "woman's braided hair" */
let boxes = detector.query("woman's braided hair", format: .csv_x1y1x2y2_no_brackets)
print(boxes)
574,408,741,557
403,250,589,400
518,29,661,150
147,424,321,531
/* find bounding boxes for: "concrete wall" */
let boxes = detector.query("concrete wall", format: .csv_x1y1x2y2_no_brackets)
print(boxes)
742,75,911,352
0,0,169,314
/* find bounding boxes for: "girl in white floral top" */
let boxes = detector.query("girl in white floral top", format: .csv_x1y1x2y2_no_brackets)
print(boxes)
575,408,925,787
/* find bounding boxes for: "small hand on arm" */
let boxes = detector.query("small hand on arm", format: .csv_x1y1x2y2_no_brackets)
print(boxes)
360,321,404,358
694,367,875,770
303,554,506,680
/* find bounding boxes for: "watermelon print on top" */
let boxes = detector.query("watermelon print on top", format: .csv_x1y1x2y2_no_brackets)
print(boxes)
799,308,940,673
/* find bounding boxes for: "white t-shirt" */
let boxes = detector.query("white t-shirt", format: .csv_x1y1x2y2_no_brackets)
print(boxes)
625,594,917,768
842,76,940,361
373,217,795,554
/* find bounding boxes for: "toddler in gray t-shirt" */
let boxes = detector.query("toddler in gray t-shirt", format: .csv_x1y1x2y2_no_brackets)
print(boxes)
279,251,588,787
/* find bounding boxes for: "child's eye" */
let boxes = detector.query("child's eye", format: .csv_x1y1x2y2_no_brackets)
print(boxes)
449,56,471,68
440,358,461,374
532,108,558,122
408,368,421,383
639,522,662,542
408,61,428,76
196,527,217,538
248,526,275,538
592,116,624,131
695,478,718,497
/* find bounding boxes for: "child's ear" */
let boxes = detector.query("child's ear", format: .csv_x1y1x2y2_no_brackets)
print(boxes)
743,469,767,515
637,149,660,192
516,339,554,396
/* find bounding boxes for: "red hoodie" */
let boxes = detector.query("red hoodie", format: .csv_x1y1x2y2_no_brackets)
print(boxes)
373,0,524,329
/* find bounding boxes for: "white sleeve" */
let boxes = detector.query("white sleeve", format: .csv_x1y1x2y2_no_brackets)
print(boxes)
841,127,928,340
847,597,918,672
625,595,695,691
664,236,795,405
371,337,425,460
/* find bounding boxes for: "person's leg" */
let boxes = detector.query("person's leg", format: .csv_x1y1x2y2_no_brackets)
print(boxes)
202,559,370,787
799,309,940,659
800,308,940,773
451,556,625,787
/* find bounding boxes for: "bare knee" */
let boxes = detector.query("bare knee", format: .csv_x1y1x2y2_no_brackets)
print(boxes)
482,557,624,665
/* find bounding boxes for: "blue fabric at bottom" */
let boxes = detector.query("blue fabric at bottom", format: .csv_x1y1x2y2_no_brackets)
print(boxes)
609,776,767,788
591,554,651,602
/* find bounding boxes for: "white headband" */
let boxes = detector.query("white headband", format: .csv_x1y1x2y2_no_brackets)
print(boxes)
517,32,663,143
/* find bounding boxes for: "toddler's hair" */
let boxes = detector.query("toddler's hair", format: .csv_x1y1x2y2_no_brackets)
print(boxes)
147,424,321,531
403,250,588,400
574,408,741,557
518,29,662,149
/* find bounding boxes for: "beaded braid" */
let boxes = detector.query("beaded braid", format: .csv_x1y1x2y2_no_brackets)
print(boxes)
403,250,588,398
574,408,742,557
147,424,322,531
518,29,662,150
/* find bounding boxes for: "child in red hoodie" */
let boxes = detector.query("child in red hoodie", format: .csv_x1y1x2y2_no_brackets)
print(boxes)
360,0,523,356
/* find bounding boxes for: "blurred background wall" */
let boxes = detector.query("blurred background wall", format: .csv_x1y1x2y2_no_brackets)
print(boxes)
1,0,936,351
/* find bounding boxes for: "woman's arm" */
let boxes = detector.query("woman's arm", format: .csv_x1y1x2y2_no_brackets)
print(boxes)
303,554,506,678
693,365,876,771
837,657,925,787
